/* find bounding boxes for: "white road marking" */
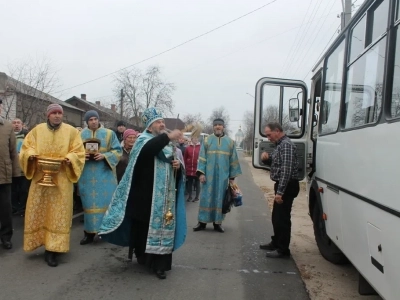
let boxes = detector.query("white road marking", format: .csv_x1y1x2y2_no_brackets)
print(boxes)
73,212,84,219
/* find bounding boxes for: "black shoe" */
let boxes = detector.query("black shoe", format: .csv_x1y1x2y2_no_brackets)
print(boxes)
213,223,224,233
44,250,59,267
192,198,199,202
155,269,166,279
187,197,192,202
259,241,277,251
80,232,95,245
137,255,146,265
1,239,12,250
193,222,206,231
266,250,290,259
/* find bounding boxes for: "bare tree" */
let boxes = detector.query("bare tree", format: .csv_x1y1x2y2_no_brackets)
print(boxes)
3,56,61,126
113,65,175,126
242,110,254,152
113,68,142,125
142,66,175,115
206,106,231,134
182,113,204,126
262,105,294,132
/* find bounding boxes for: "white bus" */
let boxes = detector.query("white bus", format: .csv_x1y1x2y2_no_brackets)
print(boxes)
252,0,399,299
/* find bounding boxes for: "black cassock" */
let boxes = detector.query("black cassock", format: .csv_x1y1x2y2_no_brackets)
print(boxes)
126,132,181,271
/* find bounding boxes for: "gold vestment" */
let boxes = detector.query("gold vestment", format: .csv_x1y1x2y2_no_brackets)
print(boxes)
19,123,85,252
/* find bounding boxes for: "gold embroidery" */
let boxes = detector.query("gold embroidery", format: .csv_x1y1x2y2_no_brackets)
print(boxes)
90,190,98,198
24,226,71,235
208,150,230,155
84,208,108,214
199,157,206,162
230,160,239,166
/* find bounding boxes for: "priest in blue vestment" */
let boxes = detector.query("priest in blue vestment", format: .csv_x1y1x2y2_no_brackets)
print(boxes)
99,107,187,280
193,118,242,233
78,110,122,245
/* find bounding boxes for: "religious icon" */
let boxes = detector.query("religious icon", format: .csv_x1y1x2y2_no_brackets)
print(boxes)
83,138,101,161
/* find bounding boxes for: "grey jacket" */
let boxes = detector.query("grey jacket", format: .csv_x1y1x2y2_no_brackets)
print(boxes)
0,116,20,184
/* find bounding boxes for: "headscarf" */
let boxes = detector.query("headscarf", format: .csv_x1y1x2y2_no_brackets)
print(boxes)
123,129,138,140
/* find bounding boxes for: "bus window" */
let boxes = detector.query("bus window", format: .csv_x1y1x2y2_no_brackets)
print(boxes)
344,37,386,128
260,84,280,131
390,19,400,118
320,39,345,135
349,16,366,63
282,87,304,135
368,0,389,45
260,84,304,137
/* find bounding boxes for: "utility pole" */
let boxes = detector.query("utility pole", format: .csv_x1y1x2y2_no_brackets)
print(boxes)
120,89,124,119
341,0,352,30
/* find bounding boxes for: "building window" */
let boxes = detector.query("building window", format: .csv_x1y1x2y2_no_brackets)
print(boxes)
344,37,386,128
320,39,345,135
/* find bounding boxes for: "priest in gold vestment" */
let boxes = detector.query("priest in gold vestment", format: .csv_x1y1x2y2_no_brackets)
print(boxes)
19,104,85,267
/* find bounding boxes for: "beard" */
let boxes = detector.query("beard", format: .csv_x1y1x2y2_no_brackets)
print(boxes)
151,127,166,136
214,129,223,137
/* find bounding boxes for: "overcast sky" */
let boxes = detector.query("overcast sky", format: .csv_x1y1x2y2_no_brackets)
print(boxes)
1,0,352,133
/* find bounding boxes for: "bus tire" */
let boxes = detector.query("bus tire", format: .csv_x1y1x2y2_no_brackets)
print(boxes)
312,203,349,265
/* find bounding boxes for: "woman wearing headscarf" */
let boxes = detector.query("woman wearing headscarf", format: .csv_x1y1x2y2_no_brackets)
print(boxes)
116,129,139,183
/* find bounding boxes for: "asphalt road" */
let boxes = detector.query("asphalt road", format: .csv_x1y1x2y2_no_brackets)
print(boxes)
0,154,309,300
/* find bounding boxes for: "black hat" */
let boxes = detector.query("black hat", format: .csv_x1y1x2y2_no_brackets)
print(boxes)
117,121,126,127
213,118,224,126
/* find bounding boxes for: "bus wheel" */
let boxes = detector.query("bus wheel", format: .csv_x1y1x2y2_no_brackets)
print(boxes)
312,204,348,265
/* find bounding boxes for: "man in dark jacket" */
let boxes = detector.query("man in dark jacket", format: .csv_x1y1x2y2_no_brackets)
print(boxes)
0,100,21,250
115,120,126,142
260,122,300,258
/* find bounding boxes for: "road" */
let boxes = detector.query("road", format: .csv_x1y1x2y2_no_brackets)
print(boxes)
0,154,309,300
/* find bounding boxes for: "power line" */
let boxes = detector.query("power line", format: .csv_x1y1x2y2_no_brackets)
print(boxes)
284,0,323,77
279,0,314,77
281,0,323,78
302,24,341,81
56,0,279,94
165,12,341,80
292,0,337,78
87,12,341,101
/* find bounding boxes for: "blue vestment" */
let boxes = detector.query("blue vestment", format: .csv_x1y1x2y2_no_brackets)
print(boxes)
78,127,122,233
99,131,187,253
197,134,242,223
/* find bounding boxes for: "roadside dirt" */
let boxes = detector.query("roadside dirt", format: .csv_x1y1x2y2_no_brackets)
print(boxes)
245,157,382,300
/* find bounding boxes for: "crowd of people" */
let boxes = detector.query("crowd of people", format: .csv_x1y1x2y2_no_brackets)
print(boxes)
0,100,300,280
0,102,245,280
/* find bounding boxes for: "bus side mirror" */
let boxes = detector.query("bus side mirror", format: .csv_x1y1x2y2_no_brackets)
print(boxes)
289,98,300,122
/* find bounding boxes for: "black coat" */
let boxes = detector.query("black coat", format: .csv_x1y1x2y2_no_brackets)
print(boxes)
126,133,170,222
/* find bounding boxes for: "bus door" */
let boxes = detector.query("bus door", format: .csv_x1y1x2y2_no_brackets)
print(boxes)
252,77,308,180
